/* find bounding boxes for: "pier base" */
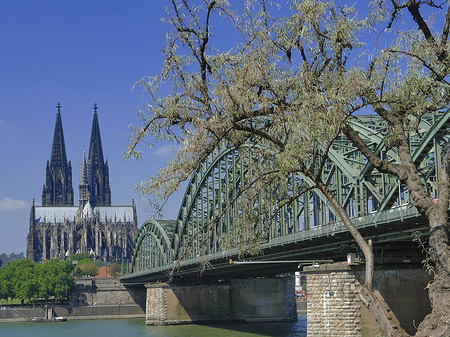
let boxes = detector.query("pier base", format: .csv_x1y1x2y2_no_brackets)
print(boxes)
145,277,297,325
305,264,432,336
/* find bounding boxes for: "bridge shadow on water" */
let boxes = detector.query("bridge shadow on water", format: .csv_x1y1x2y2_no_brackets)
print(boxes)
198,315,307,337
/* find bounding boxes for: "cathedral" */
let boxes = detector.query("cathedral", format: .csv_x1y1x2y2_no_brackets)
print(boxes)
27,103,138,262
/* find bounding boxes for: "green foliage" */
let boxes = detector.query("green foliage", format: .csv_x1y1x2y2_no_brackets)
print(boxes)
68,253,90,261
12,260,38,304
108,262,121,277
38,260,75,300
79,262,98,277
412,231,436,276
69,256,106,276
0,259,75,303
73,267,84,277
0,264,14,302
77,258,94,267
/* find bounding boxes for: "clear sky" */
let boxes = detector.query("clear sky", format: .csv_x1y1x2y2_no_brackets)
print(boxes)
0,0,184,254
0,0,433,255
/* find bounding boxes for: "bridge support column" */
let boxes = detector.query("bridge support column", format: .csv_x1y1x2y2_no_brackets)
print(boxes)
305,263,432,336
145,277,297,325
305,264,363,336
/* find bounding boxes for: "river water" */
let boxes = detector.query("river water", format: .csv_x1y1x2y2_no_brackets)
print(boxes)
0,316,307,337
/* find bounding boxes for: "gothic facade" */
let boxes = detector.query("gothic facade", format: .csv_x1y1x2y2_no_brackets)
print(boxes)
27,103,138,262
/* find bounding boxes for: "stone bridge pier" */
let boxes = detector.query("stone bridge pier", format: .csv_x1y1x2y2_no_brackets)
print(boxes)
305,264,432,336
144,276,297,325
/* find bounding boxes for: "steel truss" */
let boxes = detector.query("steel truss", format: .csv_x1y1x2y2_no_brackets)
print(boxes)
130,113,450,274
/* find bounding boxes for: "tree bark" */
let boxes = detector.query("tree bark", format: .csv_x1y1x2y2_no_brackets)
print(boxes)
415,213,450,337
314,179,408,336
360,286,409,337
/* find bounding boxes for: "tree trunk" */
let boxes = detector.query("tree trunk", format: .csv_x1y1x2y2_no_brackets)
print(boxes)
360,286,409,337
415,273,450,337
415,214,450,337
317,181,409,336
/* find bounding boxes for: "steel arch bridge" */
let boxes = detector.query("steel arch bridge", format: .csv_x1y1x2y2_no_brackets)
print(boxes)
122,113,450,283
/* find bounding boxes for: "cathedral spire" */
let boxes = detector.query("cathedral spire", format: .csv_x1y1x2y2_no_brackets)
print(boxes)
42,103,74,206
80,147,88,183
88,103,104,167
50,102,68,168
79,148,90,208
87,104,111,206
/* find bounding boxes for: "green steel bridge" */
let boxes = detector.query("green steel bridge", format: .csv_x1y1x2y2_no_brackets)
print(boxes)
121,113,450,284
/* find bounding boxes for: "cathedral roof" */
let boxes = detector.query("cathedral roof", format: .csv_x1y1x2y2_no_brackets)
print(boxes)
35,207,78,223
82,201,94,218
33,205,135,223
95,206,134,222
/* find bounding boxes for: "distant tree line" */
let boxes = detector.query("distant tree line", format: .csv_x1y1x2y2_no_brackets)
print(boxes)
0,259,75,305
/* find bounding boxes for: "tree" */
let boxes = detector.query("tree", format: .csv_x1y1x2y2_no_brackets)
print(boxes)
0,266,7,304
38,260,75,302
79,262,98,277
0,263,15,303
108,262,121,277
127,1,450,336
11,259,38,305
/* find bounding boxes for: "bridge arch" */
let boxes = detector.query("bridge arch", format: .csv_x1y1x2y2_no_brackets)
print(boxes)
128,112,450,273
130,219,174,273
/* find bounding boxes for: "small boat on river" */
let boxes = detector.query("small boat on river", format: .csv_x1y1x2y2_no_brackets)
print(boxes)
30,316,67,322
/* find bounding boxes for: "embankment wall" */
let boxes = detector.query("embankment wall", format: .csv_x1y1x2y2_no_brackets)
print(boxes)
0,277,146,322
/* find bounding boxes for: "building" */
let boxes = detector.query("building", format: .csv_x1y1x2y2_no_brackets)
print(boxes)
0,252,24,267
26,103,138,262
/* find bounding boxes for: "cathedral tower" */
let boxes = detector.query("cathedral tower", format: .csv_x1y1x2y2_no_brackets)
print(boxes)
86,103,111,207
42,103,74,206
29,102,137,262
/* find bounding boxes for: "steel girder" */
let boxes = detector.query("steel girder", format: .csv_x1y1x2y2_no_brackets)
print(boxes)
128,112,450,275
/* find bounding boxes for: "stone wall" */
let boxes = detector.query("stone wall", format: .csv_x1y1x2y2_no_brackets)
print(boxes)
145,277,297,325
306,264,362,337
71,277,146,311
0,277,146,322
146,285,169,323
0,305,144,322
305,264,432,336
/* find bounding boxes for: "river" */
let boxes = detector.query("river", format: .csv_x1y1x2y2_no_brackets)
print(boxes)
0,316,307,337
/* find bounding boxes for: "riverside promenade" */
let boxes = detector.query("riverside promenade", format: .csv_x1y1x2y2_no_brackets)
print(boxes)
0,277,145,322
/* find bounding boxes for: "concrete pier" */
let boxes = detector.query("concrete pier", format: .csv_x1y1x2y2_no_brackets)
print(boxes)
145,277,297,325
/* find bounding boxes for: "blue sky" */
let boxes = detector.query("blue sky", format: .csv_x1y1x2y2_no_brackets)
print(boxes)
0,0,438,255
0,1,185,254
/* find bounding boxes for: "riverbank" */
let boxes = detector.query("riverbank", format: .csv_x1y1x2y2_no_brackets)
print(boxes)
0,304,144,323
1,277,306,323
0,277,145,323
0,301,305,323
